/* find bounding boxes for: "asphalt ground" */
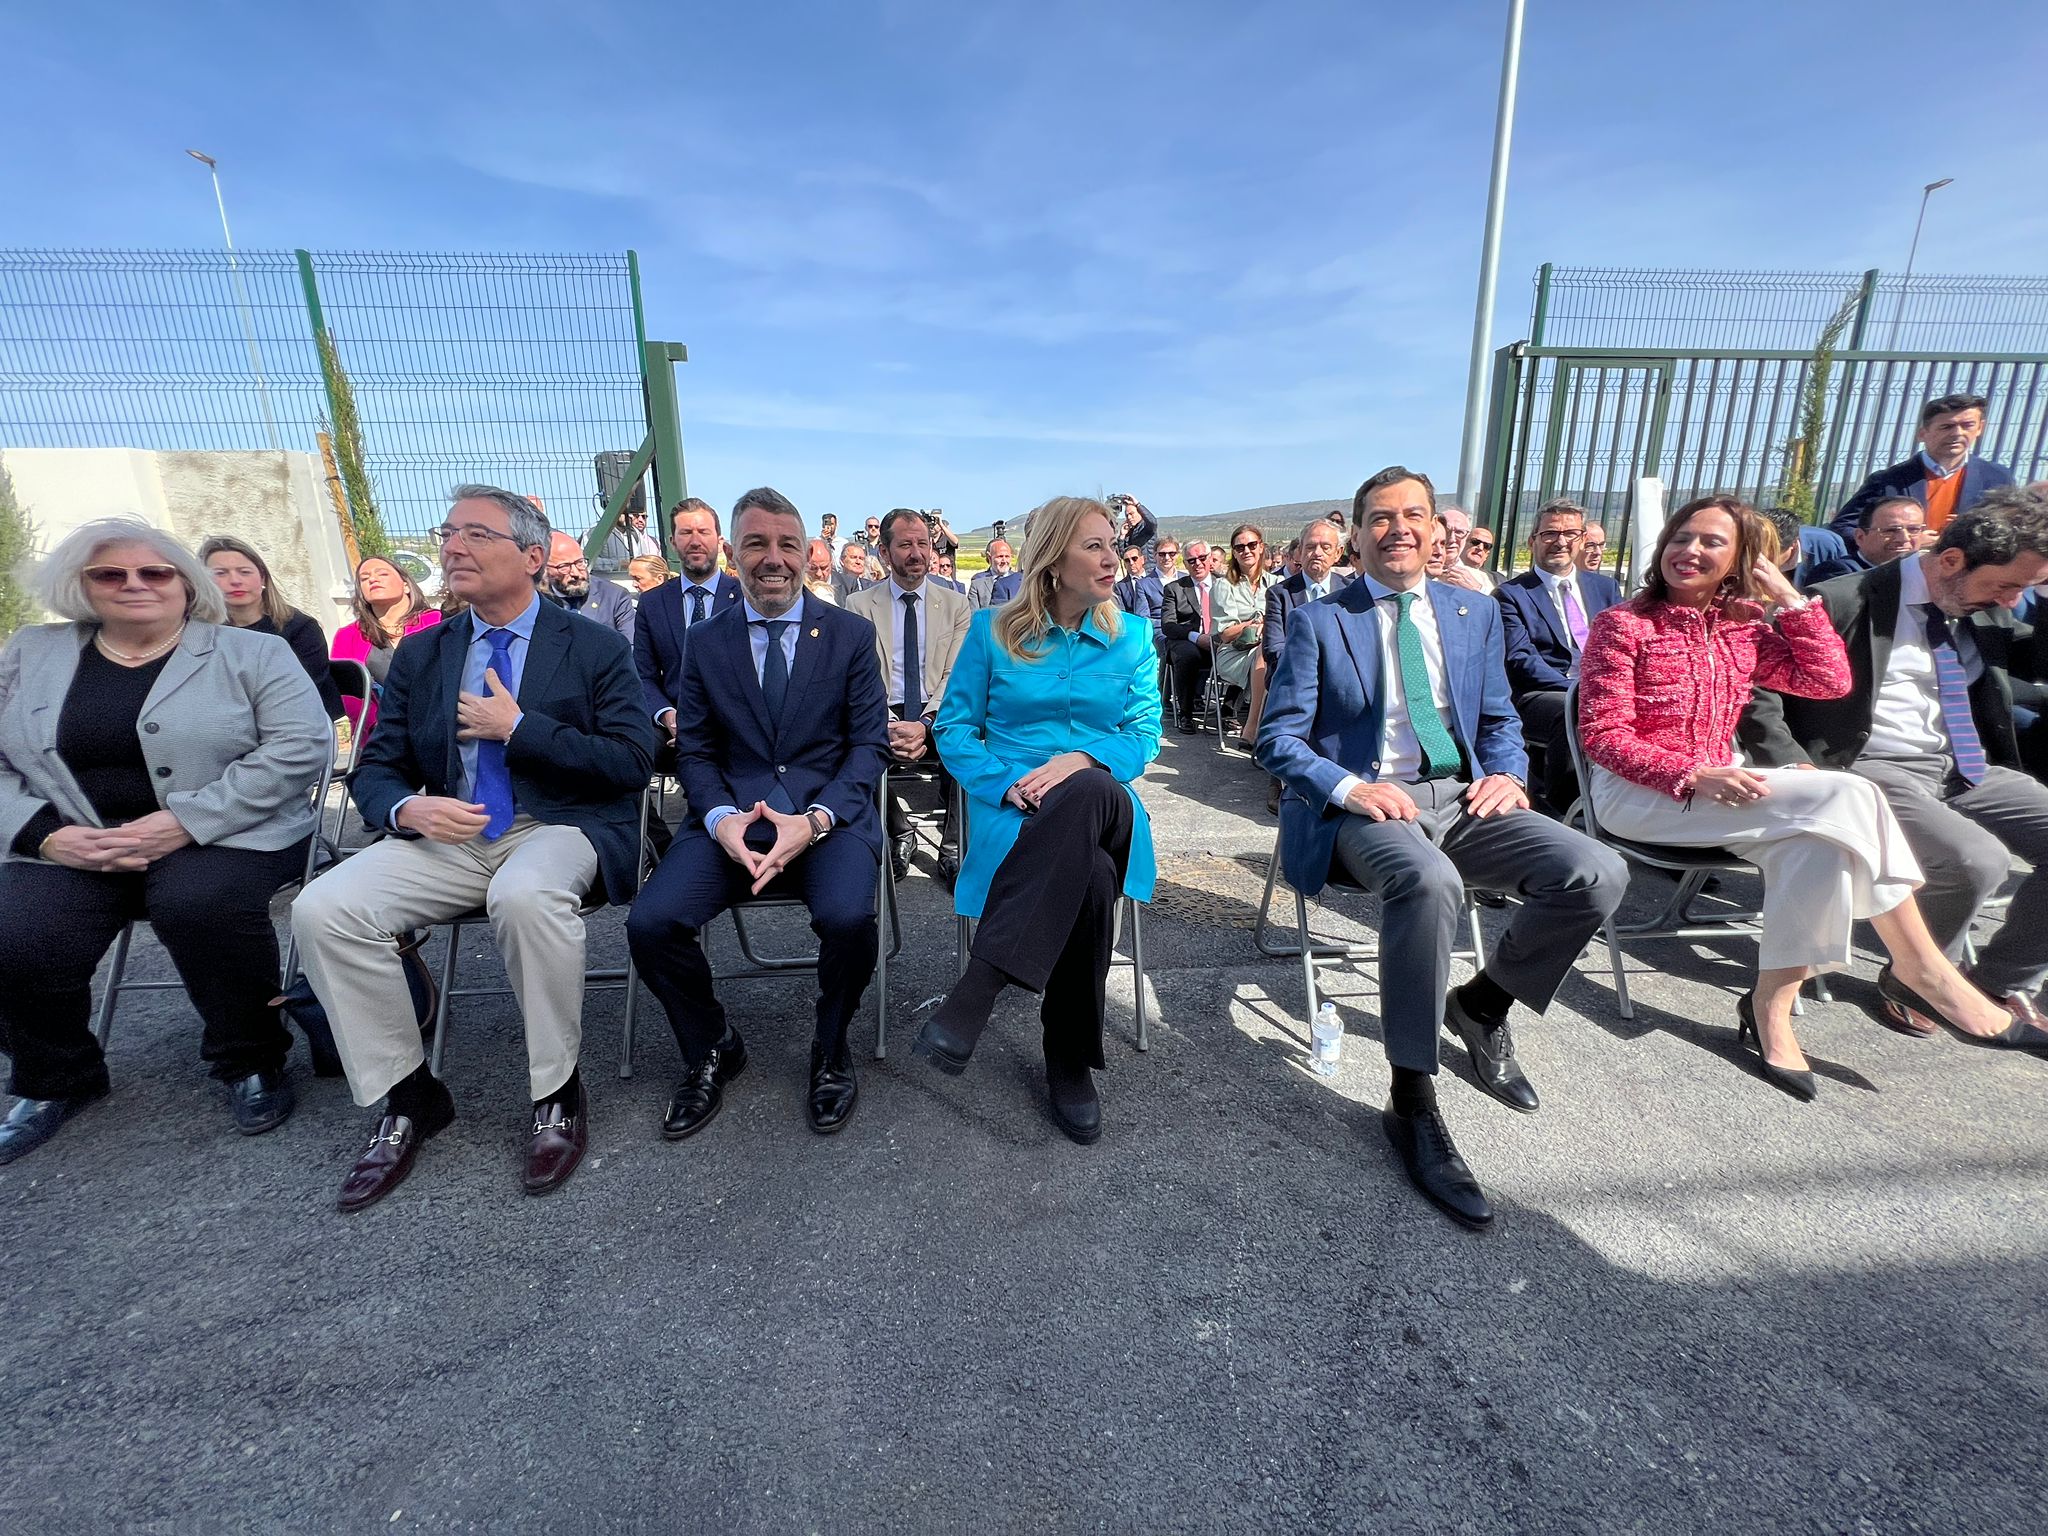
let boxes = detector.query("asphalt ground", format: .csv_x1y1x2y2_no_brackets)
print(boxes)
3,733,2044,1534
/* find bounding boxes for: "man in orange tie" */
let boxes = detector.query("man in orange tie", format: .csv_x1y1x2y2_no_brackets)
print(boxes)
1830,393,2016,541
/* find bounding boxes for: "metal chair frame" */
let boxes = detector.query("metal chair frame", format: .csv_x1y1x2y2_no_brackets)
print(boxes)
1251,822,1489,1028
1561,681,1829,1020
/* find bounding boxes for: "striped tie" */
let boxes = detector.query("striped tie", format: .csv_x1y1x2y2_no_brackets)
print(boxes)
1924,609,1986,785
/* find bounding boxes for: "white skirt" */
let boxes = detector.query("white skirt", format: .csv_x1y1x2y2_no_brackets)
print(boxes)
1589,763,1923,972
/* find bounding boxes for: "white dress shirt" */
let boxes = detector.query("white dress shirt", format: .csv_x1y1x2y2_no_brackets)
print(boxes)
1329,574,1455,807
703,597,832,834
1866,554,1981,760
1533,564,1589,649
885,578,926,712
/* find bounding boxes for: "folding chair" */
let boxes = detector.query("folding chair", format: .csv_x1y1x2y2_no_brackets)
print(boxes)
947,792,1152,1052
618,776,906,1075
1251,821,1489,1029
1561,682,1829,1020
94,753,337,1047
323,658,379,858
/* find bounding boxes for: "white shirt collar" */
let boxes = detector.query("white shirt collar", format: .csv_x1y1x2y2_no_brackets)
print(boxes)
888,577,924,602
1533,563,1577,595
1899,551,1933,609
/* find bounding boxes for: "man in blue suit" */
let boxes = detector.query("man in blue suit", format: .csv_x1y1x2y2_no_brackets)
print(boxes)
626,488,890,1140
1257,466,1627,1232
632,496,743,749
1805,496,1926,585
1828,392,2016,542
1262,517,1353,678
1113,544,1166,635
294,486,660,1211
1494,498,1624,816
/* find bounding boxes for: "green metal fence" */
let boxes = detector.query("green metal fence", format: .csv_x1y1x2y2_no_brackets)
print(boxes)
1481,343,2048,568
0,247,674,545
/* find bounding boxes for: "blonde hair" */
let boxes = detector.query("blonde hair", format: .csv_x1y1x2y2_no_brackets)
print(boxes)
626,555,673,588
995,496,1122,660
198,533,294,627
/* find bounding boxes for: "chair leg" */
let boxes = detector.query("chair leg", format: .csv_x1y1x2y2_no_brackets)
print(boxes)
875,857,891,1059
1810,971,1834,1004
429,921,462,1077
1464,892,1487,968
1295,887,1321,1030
955,914,973,980
1603,913,1634,1021
1129,897,1149,1052
619,952,639,1081
1253,844,1291,957
94,922,136,1048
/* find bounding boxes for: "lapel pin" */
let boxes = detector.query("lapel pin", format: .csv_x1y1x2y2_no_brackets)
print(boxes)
1457,605,1468,616
809,627,820,638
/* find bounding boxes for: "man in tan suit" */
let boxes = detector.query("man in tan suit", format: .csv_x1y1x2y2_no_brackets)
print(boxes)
848,509,971,885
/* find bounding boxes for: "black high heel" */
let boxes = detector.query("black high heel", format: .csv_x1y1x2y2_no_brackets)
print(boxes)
1737,992,1817,1102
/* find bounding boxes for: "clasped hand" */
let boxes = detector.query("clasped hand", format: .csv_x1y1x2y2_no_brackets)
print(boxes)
455,667,520,743
1006,751,1093,813
715,801,815,894
1692,764,1771,807
1342,774,1526,822
886,718,929,761
42,810,192,872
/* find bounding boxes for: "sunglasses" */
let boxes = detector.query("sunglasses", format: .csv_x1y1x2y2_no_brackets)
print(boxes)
85,564,182,589
1466,538,1496,551
1232,541,1262,553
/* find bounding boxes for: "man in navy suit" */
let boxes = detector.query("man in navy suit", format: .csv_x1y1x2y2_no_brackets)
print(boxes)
1805,496,1926,585
633,497,743,751
1262,517,1353,677
294,486,660,1211
627,487,890,1140
1257,467,1627,1232
1828,392,2016,542
1113,544,1166,634
1494,498,1624,816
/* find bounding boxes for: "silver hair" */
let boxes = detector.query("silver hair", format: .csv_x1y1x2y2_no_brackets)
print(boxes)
36,516,226,624
1299,517,1343,547
449,484,551,550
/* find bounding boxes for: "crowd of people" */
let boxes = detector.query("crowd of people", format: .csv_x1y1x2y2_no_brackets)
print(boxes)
0,387,2042,1235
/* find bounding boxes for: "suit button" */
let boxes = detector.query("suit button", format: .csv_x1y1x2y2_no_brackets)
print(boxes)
156,766,172,778
1369,761,1381,772
143,721,160,734
777,765,787,774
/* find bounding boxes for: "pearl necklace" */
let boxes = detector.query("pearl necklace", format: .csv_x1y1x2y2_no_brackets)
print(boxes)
96,625,185,664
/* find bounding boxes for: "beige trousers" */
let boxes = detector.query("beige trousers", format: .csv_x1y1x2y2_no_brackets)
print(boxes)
290,816,599,1106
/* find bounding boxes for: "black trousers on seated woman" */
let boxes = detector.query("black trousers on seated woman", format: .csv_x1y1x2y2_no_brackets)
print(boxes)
970,768,1133,1067
0,838,307,1101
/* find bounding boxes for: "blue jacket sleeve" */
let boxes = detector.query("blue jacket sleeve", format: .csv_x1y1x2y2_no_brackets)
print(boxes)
814,621,891,831
1261,584,1289,673
1498,587,1572,693
633,595,671,719
1470,601,1531,780
1254,606,1350,807
672,636,735,822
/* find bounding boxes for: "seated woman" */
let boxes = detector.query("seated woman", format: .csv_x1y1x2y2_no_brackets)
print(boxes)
915,496,1163,1143
1577,495,2015,1099
626,555,674,594
330,554,442,740
200,534,346,725
1210,522,1276,749
0,517,331,1162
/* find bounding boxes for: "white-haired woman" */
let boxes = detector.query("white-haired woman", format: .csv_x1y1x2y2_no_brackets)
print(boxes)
0,518,330,1163
915,496,1163,1143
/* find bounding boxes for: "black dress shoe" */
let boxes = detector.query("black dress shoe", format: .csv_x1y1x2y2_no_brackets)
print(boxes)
936,848,960,889
0,1087,107,1166
911,1016,976,1075
1381,1102,1492,1230
1874,965,1941,1038
1443,993,1538,1114
225,1068,296,1136
1046,1060,1101,1145
890,833,915,882
1177,717,1204,735
807,1043,858,1135
1736,992,1817,1101
664,1031,748,1140
525,1076,587,1195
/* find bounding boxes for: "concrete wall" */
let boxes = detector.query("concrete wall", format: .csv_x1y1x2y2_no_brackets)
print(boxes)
0,447,355,626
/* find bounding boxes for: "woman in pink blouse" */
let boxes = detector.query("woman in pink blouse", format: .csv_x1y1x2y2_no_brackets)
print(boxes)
1576,495,2011,1098
329,555,442,740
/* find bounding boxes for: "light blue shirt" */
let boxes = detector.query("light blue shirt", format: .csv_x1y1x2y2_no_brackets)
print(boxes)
703,598,831,836
456,593,539,799
679,579,719,627
1919,450,1961,479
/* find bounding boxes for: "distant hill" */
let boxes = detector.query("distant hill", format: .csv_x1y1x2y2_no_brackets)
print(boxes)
957,498,1348,555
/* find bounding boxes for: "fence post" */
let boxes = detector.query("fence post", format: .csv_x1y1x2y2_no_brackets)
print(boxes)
295,250,345,439
645,339,689,521
1847,268,1879,351
627,250,659,546
1531,262,1554,347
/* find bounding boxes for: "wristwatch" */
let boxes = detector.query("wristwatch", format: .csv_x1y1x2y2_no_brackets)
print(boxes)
806,808,832,846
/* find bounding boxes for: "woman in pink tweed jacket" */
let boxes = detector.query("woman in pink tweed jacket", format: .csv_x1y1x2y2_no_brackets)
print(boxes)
1576,495,2011,1099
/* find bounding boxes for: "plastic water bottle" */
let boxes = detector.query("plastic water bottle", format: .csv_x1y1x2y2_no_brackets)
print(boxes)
1309,1003,1343,1076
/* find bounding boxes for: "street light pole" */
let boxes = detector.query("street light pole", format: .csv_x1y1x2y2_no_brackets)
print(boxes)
1885,176,1953,350
186,149,281,451
1456,0,1526,512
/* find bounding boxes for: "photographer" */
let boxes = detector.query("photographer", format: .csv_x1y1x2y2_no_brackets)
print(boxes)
1110,494,1157,558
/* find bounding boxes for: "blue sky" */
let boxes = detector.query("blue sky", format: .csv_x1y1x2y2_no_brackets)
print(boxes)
5,0,2046,526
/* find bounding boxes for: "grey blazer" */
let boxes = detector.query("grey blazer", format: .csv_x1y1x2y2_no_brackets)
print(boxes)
0,621,330,861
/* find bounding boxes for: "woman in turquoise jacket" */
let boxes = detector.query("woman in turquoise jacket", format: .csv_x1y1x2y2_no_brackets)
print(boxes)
917,496,1162,1143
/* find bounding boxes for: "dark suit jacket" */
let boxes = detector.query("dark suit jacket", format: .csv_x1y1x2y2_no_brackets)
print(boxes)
1828,453,2016,540
1802,550,1873,586
1161,576,1209,646
1739,556,2032,771
1114,573,1166,630
633,572,742,720
1255,579,1526,896
1495,569,1623,694
352,601,660,904
671,592,890,856
1262,569,1354,672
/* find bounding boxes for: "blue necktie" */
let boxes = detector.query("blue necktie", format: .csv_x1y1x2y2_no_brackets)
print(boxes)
757,619,791,720
900,592,923,723
688,586,708,628
1924,609,1987,784
474,627,519,839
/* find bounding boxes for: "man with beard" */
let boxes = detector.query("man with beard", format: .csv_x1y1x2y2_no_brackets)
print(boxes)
633,497,743,749
545,533,636,640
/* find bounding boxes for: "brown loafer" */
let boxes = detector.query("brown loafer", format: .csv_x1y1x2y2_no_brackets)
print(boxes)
524,1077,587,1195
336,1115,428,1213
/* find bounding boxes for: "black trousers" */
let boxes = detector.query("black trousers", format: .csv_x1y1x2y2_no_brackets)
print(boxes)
0,838,309,1100
1513,689,1576,815
970,769,1134,1070
627,825,879,1065
885,706,958,852
1167,639,1211,724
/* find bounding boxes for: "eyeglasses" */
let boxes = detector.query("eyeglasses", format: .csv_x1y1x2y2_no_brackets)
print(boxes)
434,522,522,549
1156,549,1179,560
1873,525,1927,542
546,557,591,573
85,564,182,588
1533,529,1583,543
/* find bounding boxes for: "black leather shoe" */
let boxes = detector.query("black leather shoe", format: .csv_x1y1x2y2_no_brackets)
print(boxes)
890,834,915,883
225,1068,296,1136
1443,993,1538,1114
1874,965,1941,1038
807,1043,858,1135
524,1076,587,1195
911,1015,976,1075
1046,1060,1101,1145
663,1031,748,1140
936,848,960,889
1381,1102,1492,1230
1177,717,1203,735
0,1087,107,1166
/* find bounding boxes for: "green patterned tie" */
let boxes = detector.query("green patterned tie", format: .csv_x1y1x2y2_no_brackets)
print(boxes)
1394,591,1463,779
